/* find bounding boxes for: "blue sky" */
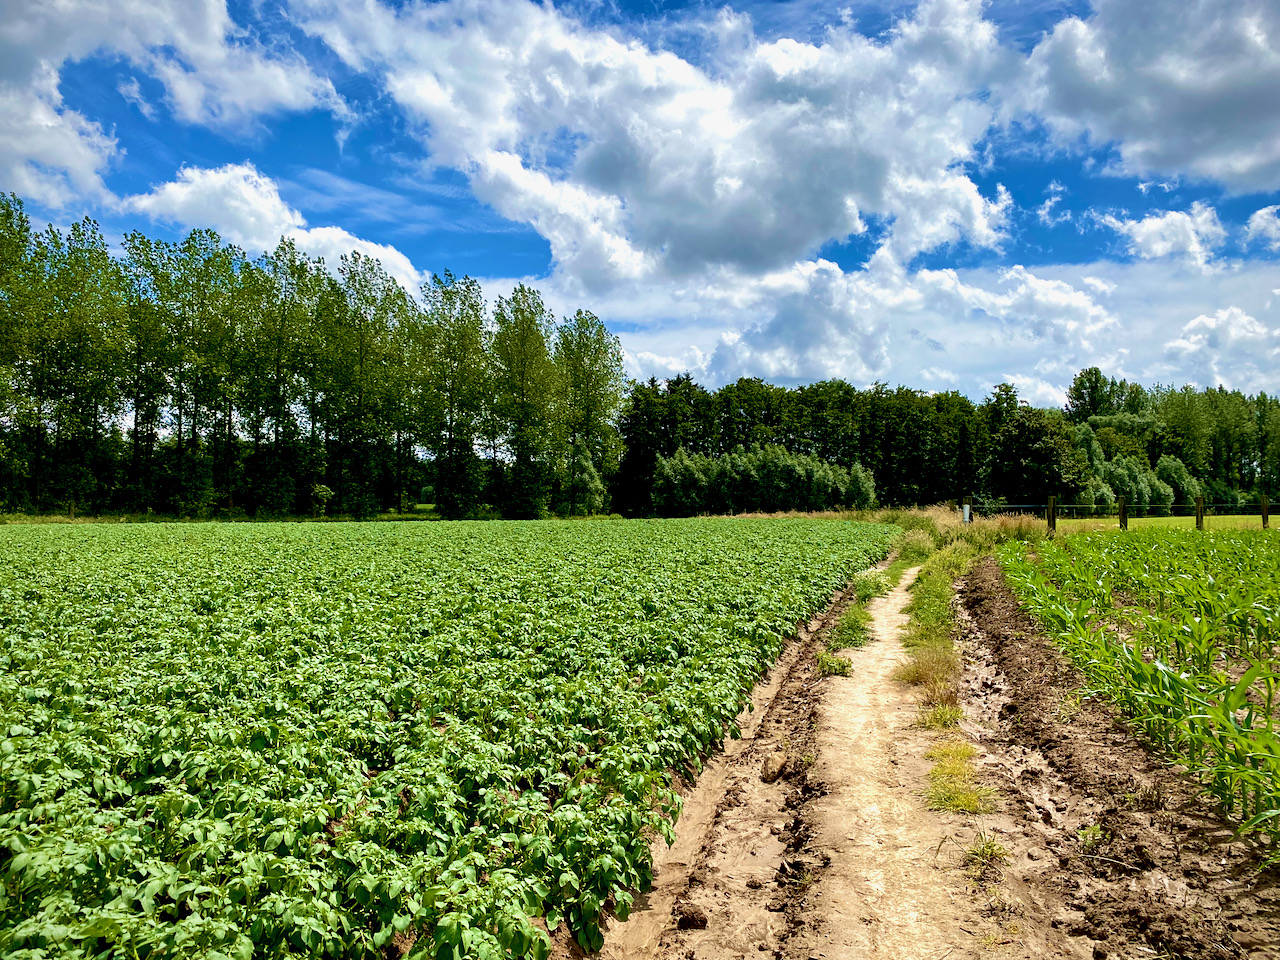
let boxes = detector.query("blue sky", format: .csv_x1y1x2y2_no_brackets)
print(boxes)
3,0,1279,403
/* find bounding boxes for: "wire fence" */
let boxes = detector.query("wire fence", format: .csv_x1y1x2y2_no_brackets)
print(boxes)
963,496,1272,532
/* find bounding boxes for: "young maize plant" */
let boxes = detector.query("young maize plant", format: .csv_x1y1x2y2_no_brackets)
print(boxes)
998,529,1280,843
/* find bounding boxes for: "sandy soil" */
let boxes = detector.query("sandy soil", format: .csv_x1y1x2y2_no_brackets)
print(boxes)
596,568,1032,960
584,557,1280,960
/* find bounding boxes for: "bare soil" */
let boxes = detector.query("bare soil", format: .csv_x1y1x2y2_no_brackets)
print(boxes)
956,556,1280,959
584,556,1280,960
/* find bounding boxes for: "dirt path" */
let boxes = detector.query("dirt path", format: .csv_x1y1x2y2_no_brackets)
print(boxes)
590,555,1280,960
783,568,994,959
596,568,1032,960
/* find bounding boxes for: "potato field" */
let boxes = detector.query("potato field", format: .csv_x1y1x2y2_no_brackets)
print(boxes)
999,529,1280,840
0,519,895,960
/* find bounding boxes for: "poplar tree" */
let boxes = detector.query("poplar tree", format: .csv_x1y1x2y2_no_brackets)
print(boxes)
492,284,557,518
423,271,488,518
553,308,625,513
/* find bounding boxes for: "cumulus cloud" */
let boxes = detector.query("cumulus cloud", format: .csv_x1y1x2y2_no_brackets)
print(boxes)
128,163,426,292
0,63,116,204
690,249,1116,387
1010,0,1280,191
1003,374,1067,408
296,0,1012,289
1099,201,1226,269
0,0,342,206
1245,205,1280,251
1164,306,1280,390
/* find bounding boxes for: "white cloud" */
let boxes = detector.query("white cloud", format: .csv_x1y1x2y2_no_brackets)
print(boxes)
1037,180,1070,226
1245,205,1280,251
0,63,116,205
1164,306,1280,390
1099,201,1226,270
602,249,1116,387
128,163,426,292
130,163,306,250
1011,0,1280,191
117,77,156,120
296,0,1012,290
1003,374,1067,408
0,0,342,207
578,254,1280,401
285,0,1280,400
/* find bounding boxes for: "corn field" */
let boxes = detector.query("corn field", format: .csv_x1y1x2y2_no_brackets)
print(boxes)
999,529,1280,842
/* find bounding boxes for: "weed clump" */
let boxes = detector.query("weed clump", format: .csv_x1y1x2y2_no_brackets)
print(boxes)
919,704,963,729
829,605,872,650
817,650,853,677
924,740,994,814
963,831,1009,882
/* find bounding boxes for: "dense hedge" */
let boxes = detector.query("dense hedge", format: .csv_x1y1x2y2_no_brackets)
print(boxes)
651,444,875,516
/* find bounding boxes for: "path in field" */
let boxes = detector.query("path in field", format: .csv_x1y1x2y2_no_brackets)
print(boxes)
785,568,1004,959
593,567,1049,960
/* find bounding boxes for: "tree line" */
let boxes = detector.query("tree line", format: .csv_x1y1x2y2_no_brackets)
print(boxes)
615,370,1278,516
0,194,625,519
2,190,1277,519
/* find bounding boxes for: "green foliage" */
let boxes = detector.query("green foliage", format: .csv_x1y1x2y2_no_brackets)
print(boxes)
559,440,606,516
651,444,874,516
895,529,936,564
816,651,853,676
5,184,1276,520
850,571,891,604
984,405,1088,504
0,518,896,958
553,309,626,505
1155,454,1202,506
492,285,558,519
1099,455,1174,516
918,704,963,729
999,529,1280,843
828,605,871,650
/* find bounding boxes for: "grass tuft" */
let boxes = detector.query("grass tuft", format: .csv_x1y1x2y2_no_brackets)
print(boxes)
924,740,994,814
829,605,872,650
851,571,892,603
893,644,960,688
918,704,963,729
963,830,1009,882
924,739,975,763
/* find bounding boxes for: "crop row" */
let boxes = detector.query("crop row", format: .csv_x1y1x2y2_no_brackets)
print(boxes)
998,530,1280,840
0,518,895,959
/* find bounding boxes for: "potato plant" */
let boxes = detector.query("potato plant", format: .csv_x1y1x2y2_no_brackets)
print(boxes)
0,518,894,959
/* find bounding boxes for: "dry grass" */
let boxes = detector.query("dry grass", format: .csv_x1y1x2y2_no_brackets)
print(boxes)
893,644,960,687
924,740,995,814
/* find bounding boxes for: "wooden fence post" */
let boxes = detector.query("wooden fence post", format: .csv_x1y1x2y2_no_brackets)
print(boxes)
1118,496,1127,530
1263,494,1270,530
1047,495,1056,534
1195,496,1205,532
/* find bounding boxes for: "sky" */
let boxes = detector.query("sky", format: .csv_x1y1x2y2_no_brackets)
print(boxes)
3,0,1279,405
